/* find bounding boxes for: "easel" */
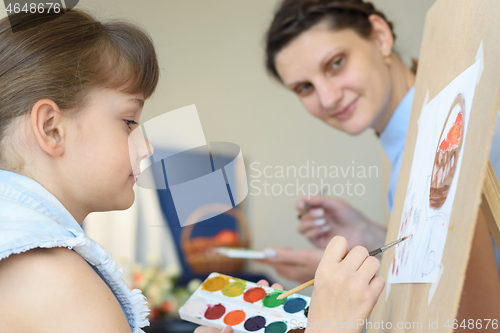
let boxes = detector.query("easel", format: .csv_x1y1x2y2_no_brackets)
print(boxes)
455,160,500,328
368,0,500,331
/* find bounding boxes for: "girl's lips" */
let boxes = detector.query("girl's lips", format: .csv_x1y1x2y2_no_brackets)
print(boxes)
333,98,358,121
129,174,139,182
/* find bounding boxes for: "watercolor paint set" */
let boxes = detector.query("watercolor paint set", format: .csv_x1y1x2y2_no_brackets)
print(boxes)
179,272,310,333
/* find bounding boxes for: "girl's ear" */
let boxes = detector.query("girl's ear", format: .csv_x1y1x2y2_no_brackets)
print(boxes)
368,14,394,58
30,99,66,156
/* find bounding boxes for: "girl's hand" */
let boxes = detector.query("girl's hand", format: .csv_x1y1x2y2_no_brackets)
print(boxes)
255,248,323,283
193,280,282,333
307,236,385,333
296,196,387,250
194,325,233,333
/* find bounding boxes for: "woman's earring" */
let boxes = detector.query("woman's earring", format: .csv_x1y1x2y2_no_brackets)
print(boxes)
385,55,392,65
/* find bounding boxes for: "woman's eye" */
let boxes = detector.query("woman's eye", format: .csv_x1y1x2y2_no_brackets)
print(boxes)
124,120,138,129
296,83,312,95
330,57,344,70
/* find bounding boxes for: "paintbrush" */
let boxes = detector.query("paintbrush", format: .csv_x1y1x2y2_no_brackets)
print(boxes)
297,202,313,219
297,186,328,219
276,235,411,300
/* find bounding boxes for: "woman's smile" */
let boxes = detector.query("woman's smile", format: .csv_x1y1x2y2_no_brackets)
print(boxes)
330,97,358,121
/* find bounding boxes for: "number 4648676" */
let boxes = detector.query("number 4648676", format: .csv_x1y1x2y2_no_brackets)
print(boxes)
444,319,498,330
5,3,61,14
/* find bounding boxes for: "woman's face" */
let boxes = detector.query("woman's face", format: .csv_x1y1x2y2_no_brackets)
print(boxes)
275,20,392,135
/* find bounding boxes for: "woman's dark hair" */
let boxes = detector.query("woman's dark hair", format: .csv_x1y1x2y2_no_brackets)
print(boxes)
265,0,396,81
0,10,160,171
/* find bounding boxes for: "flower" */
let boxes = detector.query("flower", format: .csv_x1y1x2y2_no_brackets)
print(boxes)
187,278,202,293
124,261,197,320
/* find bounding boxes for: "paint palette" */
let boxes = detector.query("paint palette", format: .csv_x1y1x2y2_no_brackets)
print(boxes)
179,272,310,333
214,247,267,259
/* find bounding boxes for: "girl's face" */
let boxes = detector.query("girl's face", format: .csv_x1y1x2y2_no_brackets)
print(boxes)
64,88,153,216
275,21,392,135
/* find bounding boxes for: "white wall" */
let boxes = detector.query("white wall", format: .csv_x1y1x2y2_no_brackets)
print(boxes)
0,0,436,290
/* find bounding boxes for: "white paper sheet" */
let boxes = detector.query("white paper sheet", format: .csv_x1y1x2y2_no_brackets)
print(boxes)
390,62,479,284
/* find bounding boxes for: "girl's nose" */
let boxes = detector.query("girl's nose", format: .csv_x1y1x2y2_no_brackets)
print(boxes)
128,126,154,166
143,138,154,160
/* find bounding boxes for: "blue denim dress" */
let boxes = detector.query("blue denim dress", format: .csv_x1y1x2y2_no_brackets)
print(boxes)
0,170,150,332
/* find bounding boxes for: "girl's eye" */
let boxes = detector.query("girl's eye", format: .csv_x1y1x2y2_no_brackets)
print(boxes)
124,120,138,130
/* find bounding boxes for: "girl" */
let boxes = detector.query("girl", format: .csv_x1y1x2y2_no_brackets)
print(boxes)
0,9,383,333
0,9,159,333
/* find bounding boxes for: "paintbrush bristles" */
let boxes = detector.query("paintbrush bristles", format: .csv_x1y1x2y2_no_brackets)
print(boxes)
277,279,315,300
379,234,411,252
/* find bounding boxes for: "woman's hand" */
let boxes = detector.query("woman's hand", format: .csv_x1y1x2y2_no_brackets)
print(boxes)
296,196,387,250
307,236,385,333
193,280,282,333
255,248,323,283
255,279,283,290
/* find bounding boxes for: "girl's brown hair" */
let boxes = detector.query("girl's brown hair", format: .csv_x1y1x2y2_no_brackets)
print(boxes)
265,0,396,81
0,10,160,171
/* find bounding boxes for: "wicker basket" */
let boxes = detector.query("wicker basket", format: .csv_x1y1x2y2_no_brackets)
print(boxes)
430,93,465,209
181,206,251,274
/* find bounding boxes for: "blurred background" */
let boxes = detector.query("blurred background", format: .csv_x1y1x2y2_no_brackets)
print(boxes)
0,0,436,323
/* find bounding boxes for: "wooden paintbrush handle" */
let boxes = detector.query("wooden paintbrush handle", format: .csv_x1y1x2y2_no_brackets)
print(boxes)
277,279,315,299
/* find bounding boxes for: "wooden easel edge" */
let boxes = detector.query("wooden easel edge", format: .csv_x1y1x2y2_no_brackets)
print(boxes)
481,160,500,248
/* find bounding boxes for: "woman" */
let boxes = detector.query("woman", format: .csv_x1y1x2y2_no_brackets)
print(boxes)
258,0,413,281
258,0,500,286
